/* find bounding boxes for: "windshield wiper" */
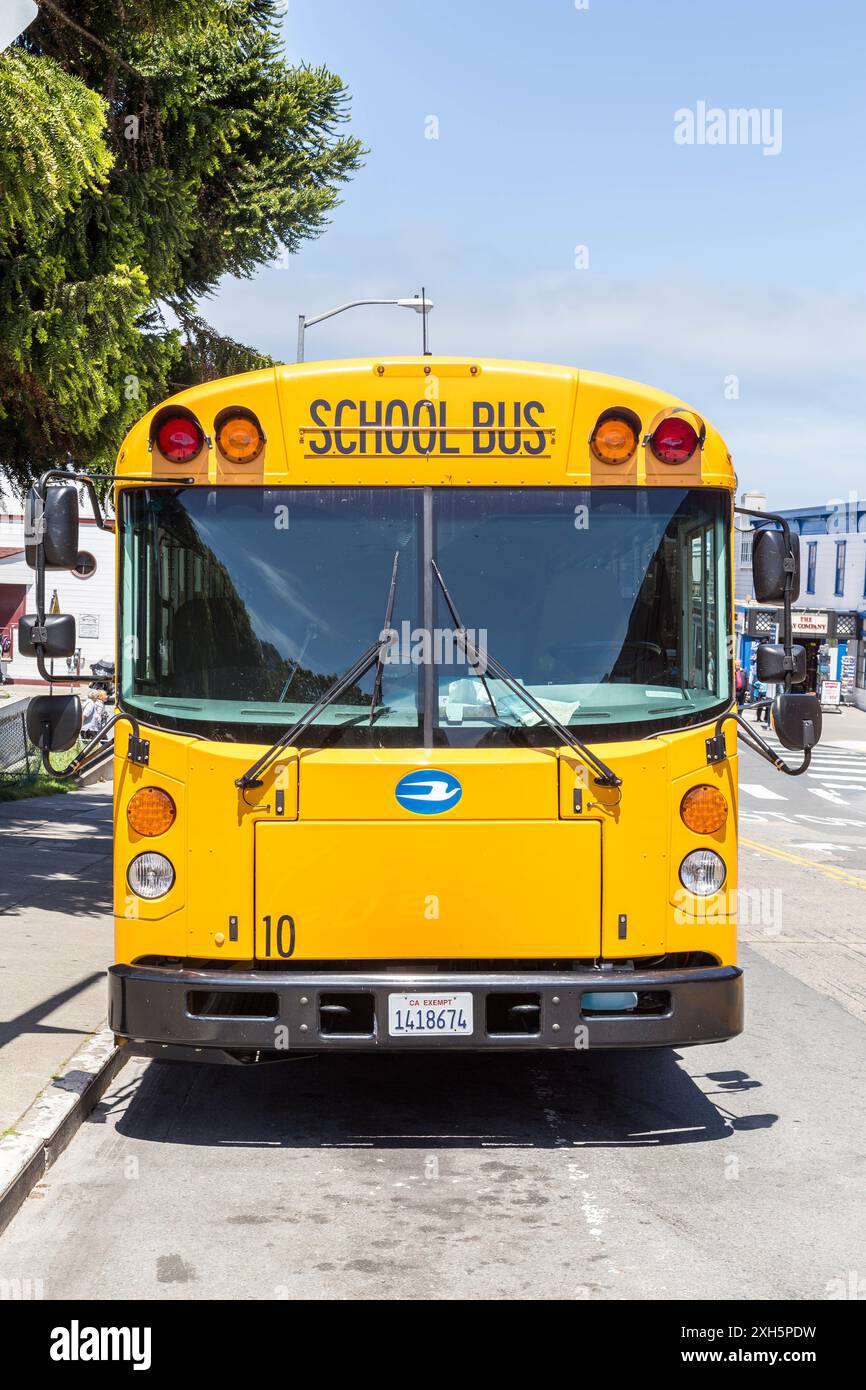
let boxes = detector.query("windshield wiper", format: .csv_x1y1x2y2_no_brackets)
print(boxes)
431,560,622,789
236,551,400,790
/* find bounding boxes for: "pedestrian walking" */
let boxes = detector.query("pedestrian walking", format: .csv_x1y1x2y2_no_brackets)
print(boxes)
81,687,109,740
735,660,747,709
751,678,771,726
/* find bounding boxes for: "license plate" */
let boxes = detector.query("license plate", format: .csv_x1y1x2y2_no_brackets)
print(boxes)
388,992,473,1037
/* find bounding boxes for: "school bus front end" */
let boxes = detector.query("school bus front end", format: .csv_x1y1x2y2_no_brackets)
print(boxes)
108,358,743,1060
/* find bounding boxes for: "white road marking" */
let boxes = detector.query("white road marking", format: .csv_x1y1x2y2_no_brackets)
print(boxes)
810,788,849,806
796,841,853,852
806,761,862,769
758,739,864,763
740,783,788,801
795,814,866,827
807,771,865,781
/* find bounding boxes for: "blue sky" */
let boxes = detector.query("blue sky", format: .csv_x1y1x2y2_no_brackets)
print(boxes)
206,0,866,508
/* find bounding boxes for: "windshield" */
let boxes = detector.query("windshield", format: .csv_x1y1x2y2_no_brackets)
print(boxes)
119,486,731,746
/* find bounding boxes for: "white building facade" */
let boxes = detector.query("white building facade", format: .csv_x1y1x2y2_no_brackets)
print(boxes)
734,492,865,711
0,483,116,685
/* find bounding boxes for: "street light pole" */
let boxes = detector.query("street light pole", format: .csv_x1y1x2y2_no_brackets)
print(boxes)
296,294,433,362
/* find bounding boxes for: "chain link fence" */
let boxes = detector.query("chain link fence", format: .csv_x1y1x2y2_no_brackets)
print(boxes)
0,704,38,788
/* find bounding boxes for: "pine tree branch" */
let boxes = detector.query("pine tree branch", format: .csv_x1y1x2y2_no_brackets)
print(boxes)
36,0,142,77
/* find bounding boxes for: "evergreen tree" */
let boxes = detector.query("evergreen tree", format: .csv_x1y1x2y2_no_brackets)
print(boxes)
0,0,363,488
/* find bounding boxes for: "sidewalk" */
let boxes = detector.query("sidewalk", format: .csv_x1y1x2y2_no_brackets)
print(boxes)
740,697,866,748
0,690,31,721
818,700,866,750
0,785,114,1134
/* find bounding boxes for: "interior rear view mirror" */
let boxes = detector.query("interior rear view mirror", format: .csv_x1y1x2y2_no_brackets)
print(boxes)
755,643,807,685
752,527,800,605
772,692,821,752
24,483,80,570
17,613,77,659
26,694,82,753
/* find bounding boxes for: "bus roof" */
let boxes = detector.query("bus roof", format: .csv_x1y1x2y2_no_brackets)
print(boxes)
115,357,735,490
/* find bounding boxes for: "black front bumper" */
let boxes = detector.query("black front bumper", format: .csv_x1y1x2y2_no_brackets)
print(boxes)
109,962,743,1063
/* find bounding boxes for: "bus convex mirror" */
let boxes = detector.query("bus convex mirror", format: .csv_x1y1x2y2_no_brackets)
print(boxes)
24,483,80,570
752,526,800,604
26,694,82,752
772,692,821,752
755,642,807,685
17,613,77,659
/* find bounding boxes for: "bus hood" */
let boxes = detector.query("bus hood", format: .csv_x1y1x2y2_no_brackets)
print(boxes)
253,750,602,960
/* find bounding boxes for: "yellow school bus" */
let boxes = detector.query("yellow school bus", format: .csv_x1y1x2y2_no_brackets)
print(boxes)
22,357,822,1061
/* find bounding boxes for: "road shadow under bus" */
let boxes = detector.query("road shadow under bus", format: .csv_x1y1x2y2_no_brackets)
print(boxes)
108,1048,774,1151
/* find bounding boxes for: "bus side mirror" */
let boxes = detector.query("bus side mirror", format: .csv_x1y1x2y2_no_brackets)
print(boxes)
752,527,800,604
772,692,821,751
755,643,807,685
24,483,80,570
26,694,82,753
17,613,78,659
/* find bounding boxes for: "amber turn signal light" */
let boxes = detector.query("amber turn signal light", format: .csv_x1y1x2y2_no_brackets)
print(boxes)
590,410,640,464
127,787,176,837
680,784,728,835
215,408,265,464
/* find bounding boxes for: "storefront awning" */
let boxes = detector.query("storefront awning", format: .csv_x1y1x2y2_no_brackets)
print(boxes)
741,605,858,641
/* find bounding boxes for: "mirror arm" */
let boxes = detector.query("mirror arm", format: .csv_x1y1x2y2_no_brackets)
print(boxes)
34,651,54,682
29,470,113,682
37,710,149,780
735,505,797,691
33,468,113,532
705,709,812,777
25,622,55,682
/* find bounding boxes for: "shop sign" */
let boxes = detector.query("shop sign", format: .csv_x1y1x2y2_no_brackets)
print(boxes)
791,611,828,636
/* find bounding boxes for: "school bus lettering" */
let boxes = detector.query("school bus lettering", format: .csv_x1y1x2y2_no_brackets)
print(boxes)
306,397,548,457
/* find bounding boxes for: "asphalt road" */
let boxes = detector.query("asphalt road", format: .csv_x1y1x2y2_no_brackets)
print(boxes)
736,719,866,1032
2,938,865,1300
737,716,866,869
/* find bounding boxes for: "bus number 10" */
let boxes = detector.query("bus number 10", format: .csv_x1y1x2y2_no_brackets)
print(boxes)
262,914,296,958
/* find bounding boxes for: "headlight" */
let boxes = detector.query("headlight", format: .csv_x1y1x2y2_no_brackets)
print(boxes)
679,849,726,897
127,852,175,899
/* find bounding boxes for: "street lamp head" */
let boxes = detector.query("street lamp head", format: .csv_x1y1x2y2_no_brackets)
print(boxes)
396,297,434,313
297,294,434,361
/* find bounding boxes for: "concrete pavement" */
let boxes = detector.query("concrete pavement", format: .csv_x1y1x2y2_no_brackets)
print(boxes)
0,786,114,1134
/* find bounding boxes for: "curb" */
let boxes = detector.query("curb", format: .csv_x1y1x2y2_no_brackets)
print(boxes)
0,1028,127,1236
76,752,113,788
